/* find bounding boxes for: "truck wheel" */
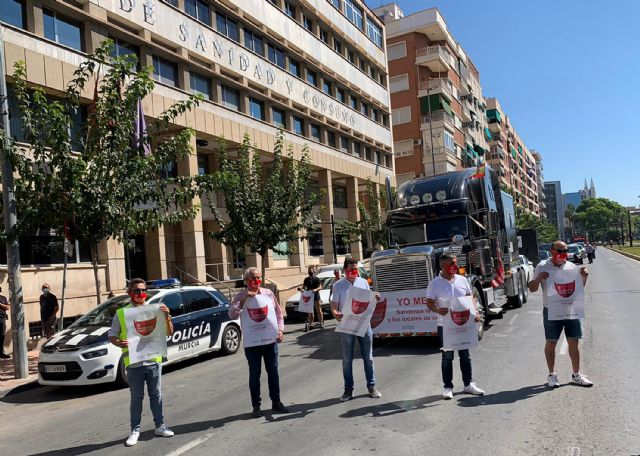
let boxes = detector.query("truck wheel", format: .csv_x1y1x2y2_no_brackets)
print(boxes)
509,272,524,308
521,273,529,304
221,324,241,355
474,287,486,341
116,356,128,387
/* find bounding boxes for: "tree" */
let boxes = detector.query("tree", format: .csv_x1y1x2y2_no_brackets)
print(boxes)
1,40,206,303
208,130,319,281
564,203,577,239
574,197,637,242
515,204,558,243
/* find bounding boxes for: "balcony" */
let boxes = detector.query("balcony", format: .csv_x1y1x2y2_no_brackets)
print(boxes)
418,78,456,101
416,45,455,72
421,110,455,130
488,121,502,134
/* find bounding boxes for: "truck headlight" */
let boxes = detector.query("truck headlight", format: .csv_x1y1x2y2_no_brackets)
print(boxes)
82,348,108,360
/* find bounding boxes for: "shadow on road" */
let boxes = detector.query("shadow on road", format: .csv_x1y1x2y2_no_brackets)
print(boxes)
2,382,121,404
339,395,441,418
456,384,551,407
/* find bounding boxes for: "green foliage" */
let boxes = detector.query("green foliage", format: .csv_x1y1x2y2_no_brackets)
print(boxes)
208,130,319,280
573,197,639,241
1,40,206,301
515,204,558,243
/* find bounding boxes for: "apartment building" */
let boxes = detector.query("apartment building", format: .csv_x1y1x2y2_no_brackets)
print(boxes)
372,3,490,184
0,0,393,337
543,181,564,236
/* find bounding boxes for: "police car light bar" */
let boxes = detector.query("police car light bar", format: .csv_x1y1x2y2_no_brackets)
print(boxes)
147,278,181,289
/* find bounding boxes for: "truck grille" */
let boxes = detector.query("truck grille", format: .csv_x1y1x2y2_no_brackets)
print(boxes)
373,257,432,293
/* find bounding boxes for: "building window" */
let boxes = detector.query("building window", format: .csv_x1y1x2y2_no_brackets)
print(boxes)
307,230,323,257
366,17,383,47
359,58,366,72
364,146,372,161
347,49,355,64
344,0,364,29
152,55,178,87
1,0,26,29
319,28,329,44
340,136,349,152
293,116,304,135
327,0,341,9
323,80,332,96
221,85,240,111
232,246,246,269
385,153,393,168
216,13,239,42
375,150,381,164
353,142,361,157
360,102,369,116
110,37,140,67
244,29,264,56
163,0,178,6
327,131,336,148
268,44,286,69
284,1,295,18
372,108,379,122
389,74,409,93
303,15,313,32
444,130,455,151
307,70,317,87
197,154,208,175
334,40,342,55
272,107,286,128
190,72,212,100
336,234,351,255
336,87,345,104
349,95,357,110
311,124,321,141
333,186,348,208
249,98,265,121
391,106,411,125
43,9,83,51
185,0,211,26
289,59,301,78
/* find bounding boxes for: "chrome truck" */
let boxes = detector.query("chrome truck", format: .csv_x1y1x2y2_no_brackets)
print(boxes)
370,166,528,339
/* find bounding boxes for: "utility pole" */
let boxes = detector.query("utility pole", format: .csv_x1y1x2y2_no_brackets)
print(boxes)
0,35,28,378
628,210,634,247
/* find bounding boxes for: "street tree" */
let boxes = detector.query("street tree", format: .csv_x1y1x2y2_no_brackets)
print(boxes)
515,205,558,243
1,40,207,303
574,197,638,242
207,130,319,281
564,204,577,239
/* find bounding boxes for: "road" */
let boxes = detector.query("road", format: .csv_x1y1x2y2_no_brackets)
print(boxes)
1,248,639,456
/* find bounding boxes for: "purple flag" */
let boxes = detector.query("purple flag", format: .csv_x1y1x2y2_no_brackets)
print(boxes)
134,98,151,156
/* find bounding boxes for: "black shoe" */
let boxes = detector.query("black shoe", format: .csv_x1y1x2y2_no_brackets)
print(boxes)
271,402,290,413
251,406,262,418
0,354,10,359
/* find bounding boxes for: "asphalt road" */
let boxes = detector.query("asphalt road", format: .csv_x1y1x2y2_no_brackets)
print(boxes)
1,248,639,456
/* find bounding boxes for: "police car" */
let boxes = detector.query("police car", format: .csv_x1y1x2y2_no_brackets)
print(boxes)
37,279,242,386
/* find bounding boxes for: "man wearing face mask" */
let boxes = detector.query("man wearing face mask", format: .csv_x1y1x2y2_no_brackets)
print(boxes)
39,283,59,338
425,253,484,400
109,278,174,447
529,240,592,388
330,257,382,401
229,267,289,418
300,266,323,331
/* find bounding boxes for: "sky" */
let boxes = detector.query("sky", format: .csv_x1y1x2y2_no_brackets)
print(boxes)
367,0,640,208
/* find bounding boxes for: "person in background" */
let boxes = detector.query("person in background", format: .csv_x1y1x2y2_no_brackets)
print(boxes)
39,283,59,338
300,266,323,331
585,243,594,264
0,286,10,359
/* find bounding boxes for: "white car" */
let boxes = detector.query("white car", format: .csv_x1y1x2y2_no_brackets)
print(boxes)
519,255,535,282
38,281,241,386
285,271,336,316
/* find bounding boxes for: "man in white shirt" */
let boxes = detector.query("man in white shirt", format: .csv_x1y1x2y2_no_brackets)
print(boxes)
529,240,592,388
425,253,484,400
331,257,382,402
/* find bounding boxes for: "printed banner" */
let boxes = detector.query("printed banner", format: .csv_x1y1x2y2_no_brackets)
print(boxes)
241,294,279,347
442,296,478,351
298,291,315,314
335,287,376,337
124,304,168,364
546,267,585,320
371,289,438,335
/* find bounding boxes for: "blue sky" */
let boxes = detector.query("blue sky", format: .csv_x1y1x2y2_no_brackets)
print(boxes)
368,0,640,208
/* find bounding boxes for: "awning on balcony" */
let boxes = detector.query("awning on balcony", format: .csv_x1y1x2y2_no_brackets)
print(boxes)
486,108,501,122
420,94,452,116
474,144,486,156
510,146,517,158
484,127,492,141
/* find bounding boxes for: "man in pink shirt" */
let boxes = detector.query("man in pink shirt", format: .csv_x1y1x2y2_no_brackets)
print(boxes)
229,267,289,418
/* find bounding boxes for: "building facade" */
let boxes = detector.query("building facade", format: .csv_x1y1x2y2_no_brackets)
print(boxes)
0,0,393,344
543,181,564,236
372,4,490,185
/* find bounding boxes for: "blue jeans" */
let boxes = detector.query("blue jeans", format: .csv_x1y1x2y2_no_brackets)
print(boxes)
244,342,280,407
127,363,164,432
438,326,472,389
340,326,375,391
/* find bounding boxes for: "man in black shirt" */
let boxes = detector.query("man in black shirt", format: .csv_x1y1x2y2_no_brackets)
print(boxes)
0,286,10,359
40,283,59,338
301,266,323,330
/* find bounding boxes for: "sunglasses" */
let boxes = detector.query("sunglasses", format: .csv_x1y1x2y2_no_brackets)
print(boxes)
131,289,147,294
553,249,568,253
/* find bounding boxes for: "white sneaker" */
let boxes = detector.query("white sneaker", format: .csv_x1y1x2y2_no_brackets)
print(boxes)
547,372,560,388
571,373,594,387
154,424,175,437
442,388,453,400
125,431,140,447
463,382,485,396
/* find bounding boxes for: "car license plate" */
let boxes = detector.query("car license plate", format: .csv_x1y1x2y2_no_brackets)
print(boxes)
44,365,66,373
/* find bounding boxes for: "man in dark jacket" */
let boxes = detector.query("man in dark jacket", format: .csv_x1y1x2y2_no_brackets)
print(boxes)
40,283,59,338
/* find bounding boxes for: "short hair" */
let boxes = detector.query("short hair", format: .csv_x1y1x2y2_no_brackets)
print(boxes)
243,267,260,280
343,257,358,269
128,278,146,292
308,265,316,274
439,252,457,264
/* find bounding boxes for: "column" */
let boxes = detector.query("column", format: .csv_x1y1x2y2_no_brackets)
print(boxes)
346,176,363,260
205,221,229,281
98,238,127,294
318,169,335,264
145,226,168,280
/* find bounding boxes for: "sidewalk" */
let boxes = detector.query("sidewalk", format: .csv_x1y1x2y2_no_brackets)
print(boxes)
0,350,40,395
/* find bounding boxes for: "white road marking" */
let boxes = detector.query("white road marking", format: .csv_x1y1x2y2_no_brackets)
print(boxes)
559,336,568,355
165,432,216,456
509,314,518,325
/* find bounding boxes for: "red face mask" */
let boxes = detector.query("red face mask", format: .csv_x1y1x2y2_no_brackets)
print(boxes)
247,279,262,289
445,264,458,275
346,269,359,280
552,252,568,263
129,291,148,302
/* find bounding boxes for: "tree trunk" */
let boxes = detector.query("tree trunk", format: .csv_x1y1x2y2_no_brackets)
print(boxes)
261,251,268,284
91,244,102,305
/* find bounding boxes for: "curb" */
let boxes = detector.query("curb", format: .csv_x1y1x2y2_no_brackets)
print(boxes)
606,247,640,262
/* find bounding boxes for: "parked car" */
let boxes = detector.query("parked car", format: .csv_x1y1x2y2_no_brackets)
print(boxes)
538,250,551,262
567,244,585,264
519,255,535,283
38,280,241,386
317,262,369,280
538,243,552,252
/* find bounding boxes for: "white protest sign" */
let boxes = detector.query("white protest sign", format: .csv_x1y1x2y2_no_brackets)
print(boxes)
298,290,315,314
371,289,438,335
546,267,585,320
241,294,279,347
442,296,478,351
335,286,375,337
124,304,168,364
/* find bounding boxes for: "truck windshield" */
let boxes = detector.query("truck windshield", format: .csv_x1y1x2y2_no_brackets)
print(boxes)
389,216,468,246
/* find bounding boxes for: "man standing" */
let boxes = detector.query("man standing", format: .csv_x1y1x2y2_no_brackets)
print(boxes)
230,267,290,418
39,283,59,338
0,287,10,359
425,253,484,400
330,257,382,401
300,266,323,331
109,278,175,447
528,240,593,388
585,243,594,264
